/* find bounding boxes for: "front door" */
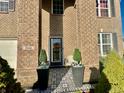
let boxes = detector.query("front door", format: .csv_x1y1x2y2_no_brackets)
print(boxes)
50,38,63,66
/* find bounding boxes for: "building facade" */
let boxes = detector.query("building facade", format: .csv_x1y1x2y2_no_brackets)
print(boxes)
0,0,123,87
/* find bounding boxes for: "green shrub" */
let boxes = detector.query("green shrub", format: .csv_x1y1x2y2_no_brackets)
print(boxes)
0,56,25,93
39,49,47,66
73,48,81,64
38,49,49,69
75,90,82,93
99,57,105,73
95,51,124,93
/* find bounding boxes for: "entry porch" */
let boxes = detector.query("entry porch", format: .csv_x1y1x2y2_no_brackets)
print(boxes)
26,67,95,93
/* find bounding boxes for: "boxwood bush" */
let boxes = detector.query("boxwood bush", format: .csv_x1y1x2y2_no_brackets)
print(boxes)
39,49,47,65
73,48,81,64
95,51,124,93
0,56,25,93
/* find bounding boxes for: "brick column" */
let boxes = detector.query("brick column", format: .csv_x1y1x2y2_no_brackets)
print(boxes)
78,0,99,82
17,0,39,87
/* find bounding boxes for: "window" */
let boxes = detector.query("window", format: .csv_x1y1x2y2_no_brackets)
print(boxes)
0,0,9,13
98,33,113,56
52,0,64,14
96,0,115,17
0,0,15,13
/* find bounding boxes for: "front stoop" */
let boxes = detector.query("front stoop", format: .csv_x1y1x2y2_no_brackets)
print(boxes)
25,67,96,93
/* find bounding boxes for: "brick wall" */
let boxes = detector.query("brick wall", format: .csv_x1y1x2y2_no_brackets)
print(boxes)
77,0,99,82
0,0,123,86
96,0,123,57
42,0,76,59
41,0,123,82
17,0,39,87
0,2,17,37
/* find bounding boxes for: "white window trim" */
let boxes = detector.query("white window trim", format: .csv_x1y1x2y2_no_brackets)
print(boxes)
51,0,64,14
98,0,101,17
97,0,111,17
108,0,111,17
99,33,113,56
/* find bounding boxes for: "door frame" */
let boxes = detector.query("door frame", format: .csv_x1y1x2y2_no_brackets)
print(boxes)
49,37,63,67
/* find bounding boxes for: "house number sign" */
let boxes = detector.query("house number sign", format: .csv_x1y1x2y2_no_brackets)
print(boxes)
22,45,34,50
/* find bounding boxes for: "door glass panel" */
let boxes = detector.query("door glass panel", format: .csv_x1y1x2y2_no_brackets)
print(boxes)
51,38,62,62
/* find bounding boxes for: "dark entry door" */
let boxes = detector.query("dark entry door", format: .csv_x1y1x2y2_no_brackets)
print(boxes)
50,38,63,66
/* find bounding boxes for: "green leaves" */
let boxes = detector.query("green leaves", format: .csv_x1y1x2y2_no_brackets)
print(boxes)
38,49,48,68
0,83,6,88
0,57,24,93
39,49,47,63
73,48,81,64
0,72,6,89
95,51,124,93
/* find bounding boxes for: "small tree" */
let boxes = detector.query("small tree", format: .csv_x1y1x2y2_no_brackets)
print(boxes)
95,51,124,93
39,49,47,66
38,49,49,69
73,48,81,64
0,56,24,93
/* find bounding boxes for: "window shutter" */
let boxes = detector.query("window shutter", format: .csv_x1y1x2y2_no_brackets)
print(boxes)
112,33,118,52
110,0,115,17
9,0,15,11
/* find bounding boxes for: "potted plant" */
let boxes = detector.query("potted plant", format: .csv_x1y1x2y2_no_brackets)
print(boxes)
72,48,84,88
37,49,49,90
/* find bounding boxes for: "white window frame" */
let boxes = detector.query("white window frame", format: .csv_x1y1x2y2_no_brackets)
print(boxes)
96,0,111,17
51,0,64,14
0,0,9,13
98,33,113,56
